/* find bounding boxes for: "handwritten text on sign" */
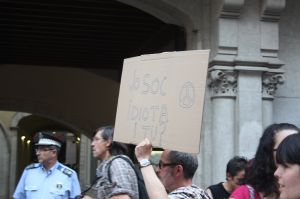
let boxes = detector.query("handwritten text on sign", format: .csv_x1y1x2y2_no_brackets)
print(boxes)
114,50,209,153
128,71,168,145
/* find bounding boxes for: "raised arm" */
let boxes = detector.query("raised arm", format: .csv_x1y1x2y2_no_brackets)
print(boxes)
135,138,169,199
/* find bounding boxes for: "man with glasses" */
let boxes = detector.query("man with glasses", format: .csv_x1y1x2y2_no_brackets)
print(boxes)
135,138,211,199
13,132,81,199
206,156,247,199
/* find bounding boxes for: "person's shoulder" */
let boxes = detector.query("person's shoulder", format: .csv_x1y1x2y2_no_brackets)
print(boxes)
112,155,132,162
229,185,249,199
232,185,248,192
108,155,137,179
110,155,134,167
57,162,76,177
169,185,211,199
25,163,40,170
190,185,211,195
207,182,223,189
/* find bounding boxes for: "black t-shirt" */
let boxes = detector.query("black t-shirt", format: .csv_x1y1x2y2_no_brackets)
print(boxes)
207,182,230,199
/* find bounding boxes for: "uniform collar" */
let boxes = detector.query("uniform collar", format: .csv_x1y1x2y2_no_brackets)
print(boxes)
41,161,59,174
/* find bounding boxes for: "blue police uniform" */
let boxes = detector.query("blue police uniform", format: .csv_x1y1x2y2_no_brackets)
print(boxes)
13,161,81,199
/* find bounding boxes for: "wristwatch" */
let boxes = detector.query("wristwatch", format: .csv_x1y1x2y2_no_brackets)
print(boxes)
139,159,151,168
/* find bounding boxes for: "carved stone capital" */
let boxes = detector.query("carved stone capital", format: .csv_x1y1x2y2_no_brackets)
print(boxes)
209,70,238,98
262,72,285,99
261,0,286,22
220,0,245,18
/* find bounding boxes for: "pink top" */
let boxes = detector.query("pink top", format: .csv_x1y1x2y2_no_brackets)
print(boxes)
230,185,262,199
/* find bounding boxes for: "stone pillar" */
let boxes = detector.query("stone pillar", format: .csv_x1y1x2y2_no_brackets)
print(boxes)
204,0,245,184
260,0,286,128
65,133,77,165
79,134,92,189
209,69,237,183
236,69,263,157
9,113,30,198
260,0,286,61
262,72,285,128
9,127,18,198
235,0,286,157
0,124,9,199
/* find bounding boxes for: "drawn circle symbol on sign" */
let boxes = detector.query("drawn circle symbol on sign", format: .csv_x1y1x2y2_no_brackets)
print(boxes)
179,82,195,108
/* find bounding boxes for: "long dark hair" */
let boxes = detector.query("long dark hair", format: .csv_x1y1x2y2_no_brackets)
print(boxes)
276,133,300,166
245,123,299,197
93,125,128,156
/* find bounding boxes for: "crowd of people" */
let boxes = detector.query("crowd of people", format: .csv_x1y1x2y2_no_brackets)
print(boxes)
12,123,300,199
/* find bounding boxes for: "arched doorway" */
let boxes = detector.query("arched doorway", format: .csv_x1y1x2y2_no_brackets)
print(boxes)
15,114,81,181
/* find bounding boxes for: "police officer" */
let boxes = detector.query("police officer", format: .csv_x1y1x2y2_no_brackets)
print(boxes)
13,132,81,199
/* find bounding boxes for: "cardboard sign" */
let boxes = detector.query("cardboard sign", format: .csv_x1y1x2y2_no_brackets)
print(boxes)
114,50,209,153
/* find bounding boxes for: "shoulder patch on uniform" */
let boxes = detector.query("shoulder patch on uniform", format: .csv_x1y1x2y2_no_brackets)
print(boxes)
62,168,73,177
57,164,73,177
25,163,39,170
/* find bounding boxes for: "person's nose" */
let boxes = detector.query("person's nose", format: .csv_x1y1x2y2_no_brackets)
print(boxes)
156,165,161,173
274,167,281,178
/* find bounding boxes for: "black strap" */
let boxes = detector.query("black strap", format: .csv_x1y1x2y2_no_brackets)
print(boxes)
108,156,150,199
80,156,136,198
80,176,101,197
107,155,137,182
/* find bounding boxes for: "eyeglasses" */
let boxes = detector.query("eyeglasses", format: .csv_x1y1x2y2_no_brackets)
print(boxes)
92,137,105,142
35,148,54,153
158,160,178,169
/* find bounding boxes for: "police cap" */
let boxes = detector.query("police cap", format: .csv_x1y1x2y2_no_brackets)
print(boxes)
35,132,62,148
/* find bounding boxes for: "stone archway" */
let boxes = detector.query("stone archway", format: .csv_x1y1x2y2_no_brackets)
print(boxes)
117,0,199,28
1,1,198,193
117,0,204,49
0,65,120,137
0,121,11,198
8,112,30,198
9,112,86,197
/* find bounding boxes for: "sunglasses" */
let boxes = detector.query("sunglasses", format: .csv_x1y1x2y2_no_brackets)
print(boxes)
158,160,178,169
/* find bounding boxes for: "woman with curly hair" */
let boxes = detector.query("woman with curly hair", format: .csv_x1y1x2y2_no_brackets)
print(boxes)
229,123,299,199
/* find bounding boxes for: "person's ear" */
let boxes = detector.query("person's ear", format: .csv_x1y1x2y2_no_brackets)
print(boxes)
226,173,233,181
174,165,184,176
106,139,113,148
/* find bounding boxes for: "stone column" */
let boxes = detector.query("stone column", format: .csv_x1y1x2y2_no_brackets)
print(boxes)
262,72,285,128
260,0,286,62
9,113,30,198
0,123,9,198
209,69,237,183
235,0,286,157
201,0,286,186
9,127,18,198
205,0,244,184
236,69,263,157
79,134,92,189
260,0,286,128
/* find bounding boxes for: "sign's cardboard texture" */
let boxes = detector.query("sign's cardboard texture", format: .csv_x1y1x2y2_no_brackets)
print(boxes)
114,50,209,153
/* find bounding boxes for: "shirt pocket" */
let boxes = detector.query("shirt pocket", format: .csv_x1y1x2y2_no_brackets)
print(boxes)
25,185,38,191
50,187,67,199
25,185,39,198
